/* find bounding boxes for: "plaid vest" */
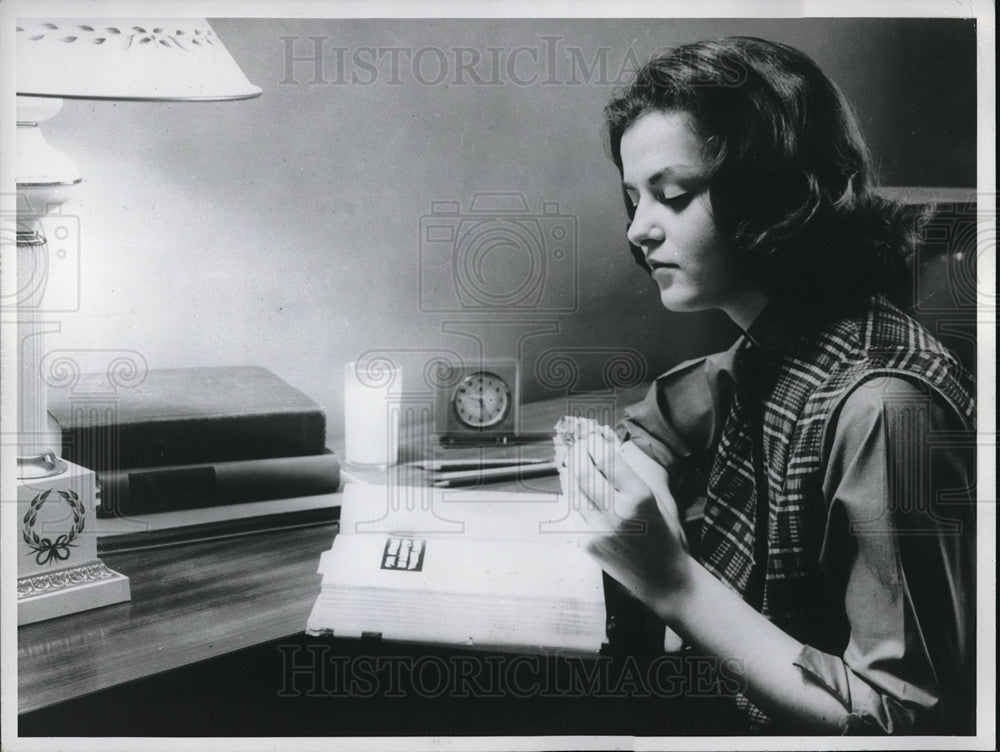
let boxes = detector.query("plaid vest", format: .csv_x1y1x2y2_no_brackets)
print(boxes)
699,295,975,725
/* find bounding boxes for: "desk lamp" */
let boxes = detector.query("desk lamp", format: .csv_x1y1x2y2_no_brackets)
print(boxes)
13,18,261,624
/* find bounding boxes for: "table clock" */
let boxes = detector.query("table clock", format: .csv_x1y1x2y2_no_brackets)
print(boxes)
434,358,520,444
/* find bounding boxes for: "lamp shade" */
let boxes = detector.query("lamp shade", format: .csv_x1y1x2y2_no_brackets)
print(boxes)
17,19,261,101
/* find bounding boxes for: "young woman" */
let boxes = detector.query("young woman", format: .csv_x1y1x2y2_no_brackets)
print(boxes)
563,37,975,734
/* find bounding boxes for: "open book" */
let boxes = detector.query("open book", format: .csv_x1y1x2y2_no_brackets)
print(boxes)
306,483,608,655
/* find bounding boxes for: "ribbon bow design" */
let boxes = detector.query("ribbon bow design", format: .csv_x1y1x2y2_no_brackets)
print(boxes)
22,489,86,566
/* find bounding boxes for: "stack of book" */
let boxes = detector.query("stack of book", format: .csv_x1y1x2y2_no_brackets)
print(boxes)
47,366,340,552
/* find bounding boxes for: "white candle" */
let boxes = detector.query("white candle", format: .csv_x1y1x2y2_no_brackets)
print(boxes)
344,360,402,466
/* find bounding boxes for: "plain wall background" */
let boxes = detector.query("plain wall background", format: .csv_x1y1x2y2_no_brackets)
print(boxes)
39,17,977,437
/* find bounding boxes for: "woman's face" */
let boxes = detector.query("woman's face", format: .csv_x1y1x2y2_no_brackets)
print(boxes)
620,109,762,322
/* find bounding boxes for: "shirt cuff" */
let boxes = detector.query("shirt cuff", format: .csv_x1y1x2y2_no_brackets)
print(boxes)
793,645,921,734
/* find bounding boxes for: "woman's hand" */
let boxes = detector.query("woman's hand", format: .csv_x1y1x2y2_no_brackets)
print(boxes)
564,427,694,621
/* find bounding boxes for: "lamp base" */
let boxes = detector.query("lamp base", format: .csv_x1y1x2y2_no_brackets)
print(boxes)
17,563,131,626
17,451,69,479
17,460,131,625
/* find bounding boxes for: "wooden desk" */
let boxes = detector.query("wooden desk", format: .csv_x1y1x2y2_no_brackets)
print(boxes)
17,387,740,736
17,522,335,714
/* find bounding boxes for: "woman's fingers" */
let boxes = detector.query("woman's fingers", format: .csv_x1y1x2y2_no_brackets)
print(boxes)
568,441,624,533
619,441,685,541
572,441,614,506
581,430,659,510
559,424,668,540
571,439,655,537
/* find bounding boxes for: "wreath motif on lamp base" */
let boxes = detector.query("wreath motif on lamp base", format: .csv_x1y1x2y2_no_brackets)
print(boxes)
22,489,86,566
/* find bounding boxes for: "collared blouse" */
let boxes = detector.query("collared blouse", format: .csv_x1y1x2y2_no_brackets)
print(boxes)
619,329,975,734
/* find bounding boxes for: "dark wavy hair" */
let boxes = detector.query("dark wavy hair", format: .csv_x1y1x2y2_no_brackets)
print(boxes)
605,37,917,311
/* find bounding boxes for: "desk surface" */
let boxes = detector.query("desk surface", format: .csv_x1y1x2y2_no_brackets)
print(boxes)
18,390,648,715
17,522,335,714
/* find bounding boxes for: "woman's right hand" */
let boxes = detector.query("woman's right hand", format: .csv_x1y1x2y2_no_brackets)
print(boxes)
563,428,695,622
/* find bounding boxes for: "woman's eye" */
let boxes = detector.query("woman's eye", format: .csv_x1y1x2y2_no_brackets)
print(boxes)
660,192,693,209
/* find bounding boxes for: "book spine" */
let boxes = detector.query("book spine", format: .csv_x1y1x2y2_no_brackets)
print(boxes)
62,410,327,471
96,451,340,517
96,501,339,555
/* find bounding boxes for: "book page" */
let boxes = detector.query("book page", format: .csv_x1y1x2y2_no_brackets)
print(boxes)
337,482,593,543
318,528,600,601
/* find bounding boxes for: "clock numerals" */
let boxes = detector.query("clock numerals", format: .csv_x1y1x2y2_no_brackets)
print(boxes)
452,372,511,429
435,361,519,441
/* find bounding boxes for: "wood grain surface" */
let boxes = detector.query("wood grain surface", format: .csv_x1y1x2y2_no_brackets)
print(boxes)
17,523,335,714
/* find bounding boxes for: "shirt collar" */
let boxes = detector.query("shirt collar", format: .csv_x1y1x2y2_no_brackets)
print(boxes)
742,299,793,354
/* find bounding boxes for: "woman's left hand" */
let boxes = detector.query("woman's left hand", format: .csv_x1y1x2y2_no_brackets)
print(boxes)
565,429,694,620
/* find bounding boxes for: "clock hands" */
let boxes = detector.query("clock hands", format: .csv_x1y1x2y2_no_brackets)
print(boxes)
450,371,512,430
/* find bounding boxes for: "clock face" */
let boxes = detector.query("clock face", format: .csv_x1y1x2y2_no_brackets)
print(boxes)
451,371,511,429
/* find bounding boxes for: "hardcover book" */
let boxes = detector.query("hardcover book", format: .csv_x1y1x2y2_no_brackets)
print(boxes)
48,366,327,471
96,449,340,517
96,492,340,554
306,483,608,655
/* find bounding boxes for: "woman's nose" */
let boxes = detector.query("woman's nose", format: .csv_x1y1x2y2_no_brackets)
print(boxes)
626,201,665,251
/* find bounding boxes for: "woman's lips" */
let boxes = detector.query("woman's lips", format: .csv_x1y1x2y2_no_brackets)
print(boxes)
650,262,678,274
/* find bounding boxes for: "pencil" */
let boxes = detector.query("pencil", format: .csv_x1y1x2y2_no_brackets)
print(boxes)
411,457,552,472
431,461,560,488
